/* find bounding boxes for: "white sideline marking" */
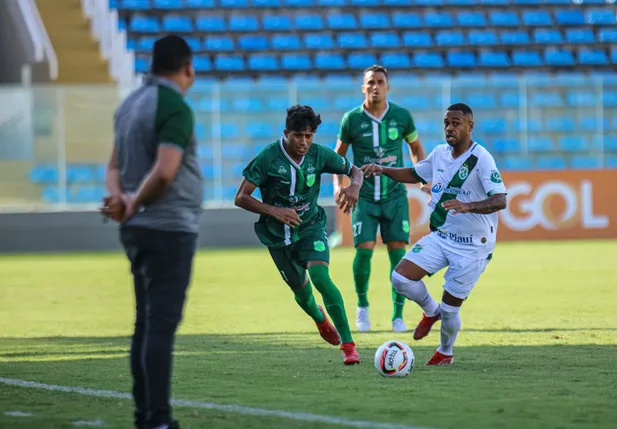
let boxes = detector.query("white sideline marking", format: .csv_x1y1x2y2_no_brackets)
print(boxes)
4,411,33,417
73,419,107,426
0,377,431,429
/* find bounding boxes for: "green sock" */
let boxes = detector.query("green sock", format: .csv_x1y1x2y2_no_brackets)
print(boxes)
353,248,373,308
389,248,407,321
292,279,325,323
308,264,353,344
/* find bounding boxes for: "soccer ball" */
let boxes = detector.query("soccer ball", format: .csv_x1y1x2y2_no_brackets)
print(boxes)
374,340,415,378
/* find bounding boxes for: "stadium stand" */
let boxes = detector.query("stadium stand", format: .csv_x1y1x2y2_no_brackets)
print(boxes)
24,0,617,204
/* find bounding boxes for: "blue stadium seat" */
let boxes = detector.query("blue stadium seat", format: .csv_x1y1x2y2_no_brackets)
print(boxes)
328,13,357,30
501,157,532,171
200,164,215,180
337,32,367,49
229,15,258,32
480,0,508,4
183,36,201,52
603,91,617,107
351,0,379,5
186,0,215,6
246,123,273,139
30,165,58,184
572,156,602,170
568,90,596,107
424,12,453,27
468,30,497,45
204,36,234,51
371,32,400,48
566,28,595,44
531,91,562,107
282,53,311,70
392,12,422,28
482,118,506,133
447,51,476,68
253,0,281,6
272,34,301,50
304,33,334,50
220,0,248,6
490,11,520,27
501,31,530,45
534,29,563,44
122,0,150,10
266,96,290,110
559,136,588,152
479,51,510,67
348,53,378,68
153,0,183,9
522,10,553,26
134,57,148,72
512,50,543,67
295,14,324,30
555,9,585,26
546,116,575,133
315,53,345,69
317,0,346,6
383,0,411,5
436,31,465,46
66,165,96,184
220,124,240,141
381,52,411,69
198,145,214,159
536,156,567,170
544,49,575,66
456,11,486,27
334,96,358,111
612,48,617,64
285,0,314,6
215,55,245,71
130,15,160,32
263,15,291,31
402,32,432,47
492,139,520,153
239,34,268,51
527,137,554,152
71,186,105,203
248,54,278,71
162,15,193,32
196,16,225,32
579,49,609,65
136,36,156,52
586,9,616,25
599,28,617,43
193,55,212,72
500,91,519,108
360,12,390,29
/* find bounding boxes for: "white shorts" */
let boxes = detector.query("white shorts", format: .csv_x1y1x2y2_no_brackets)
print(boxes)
403,233,490,300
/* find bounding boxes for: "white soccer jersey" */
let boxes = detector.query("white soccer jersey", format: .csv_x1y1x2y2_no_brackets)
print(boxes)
410,142,507,259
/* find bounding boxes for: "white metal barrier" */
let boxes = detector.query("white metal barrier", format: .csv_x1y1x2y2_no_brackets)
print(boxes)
15,0,58,81
81,0,136,87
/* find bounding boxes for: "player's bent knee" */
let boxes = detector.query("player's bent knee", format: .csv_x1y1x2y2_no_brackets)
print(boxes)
391,271,424,301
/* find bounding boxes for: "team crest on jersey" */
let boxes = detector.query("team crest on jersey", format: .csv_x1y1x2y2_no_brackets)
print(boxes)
458,165,469,180
412,243,423,253
490,170,503,183
374,147,386,158
307,164,315,173
278,165,287,174
432,183,443,193
313,240,326,252
306,174,315,187
402,220,410,233
361,122,369,129
387,127,399,140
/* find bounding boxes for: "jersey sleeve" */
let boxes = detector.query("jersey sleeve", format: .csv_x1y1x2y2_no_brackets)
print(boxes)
404,110,419,143
410,149,434,184
337,112,352,145
320,145,353,175
478,152,507,196
242,152,267,187
158,103,194,151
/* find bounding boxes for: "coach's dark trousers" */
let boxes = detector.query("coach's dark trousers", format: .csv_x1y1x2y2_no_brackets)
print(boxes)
120,226,197,429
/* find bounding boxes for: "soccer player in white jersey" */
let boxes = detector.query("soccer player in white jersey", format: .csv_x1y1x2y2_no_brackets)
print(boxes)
361,103,507,366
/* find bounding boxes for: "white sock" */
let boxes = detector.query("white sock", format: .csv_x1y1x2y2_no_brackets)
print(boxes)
391,271,439,316
437,302,461,356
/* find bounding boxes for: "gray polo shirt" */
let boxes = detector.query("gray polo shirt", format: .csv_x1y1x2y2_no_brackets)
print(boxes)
114,75,203,233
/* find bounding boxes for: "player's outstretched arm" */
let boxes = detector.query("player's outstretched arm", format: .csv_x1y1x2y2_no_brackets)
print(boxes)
361,164,423,184
234,178,301,227
333,139,351,200
441,193,507,215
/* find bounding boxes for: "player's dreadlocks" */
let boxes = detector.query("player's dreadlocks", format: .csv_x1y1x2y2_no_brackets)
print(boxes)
363,65,388,80
447,103,474,118
285,105,322,133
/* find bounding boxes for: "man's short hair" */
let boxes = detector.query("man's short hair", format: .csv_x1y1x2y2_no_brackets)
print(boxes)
285,105,322,133
447,103,473,118
363,65,388,80
151,35,192,75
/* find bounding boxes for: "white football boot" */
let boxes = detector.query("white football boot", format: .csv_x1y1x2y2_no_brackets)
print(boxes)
392,318,408,333
356,306,371,332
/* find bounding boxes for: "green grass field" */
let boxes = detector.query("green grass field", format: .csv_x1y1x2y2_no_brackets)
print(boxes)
1,240,616,429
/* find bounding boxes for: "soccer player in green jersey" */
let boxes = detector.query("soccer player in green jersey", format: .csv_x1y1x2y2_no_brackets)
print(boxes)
234,105,365,365
334,65,429,333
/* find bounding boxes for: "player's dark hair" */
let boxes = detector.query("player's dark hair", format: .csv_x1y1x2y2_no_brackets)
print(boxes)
447,103,474,118
285,105,322,133
363,65,388,80
151,35,192,75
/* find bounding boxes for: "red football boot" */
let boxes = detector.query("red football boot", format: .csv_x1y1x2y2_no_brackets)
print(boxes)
425,351,454,366
413,312,441,340
315,306,341,346
340,342,360,365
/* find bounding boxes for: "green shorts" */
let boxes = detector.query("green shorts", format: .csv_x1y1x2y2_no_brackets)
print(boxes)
267,228,330,289
351,194,411,247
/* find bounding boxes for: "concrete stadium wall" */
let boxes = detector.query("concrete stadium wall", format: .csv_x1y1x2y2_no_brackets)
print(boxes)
0,207,337,254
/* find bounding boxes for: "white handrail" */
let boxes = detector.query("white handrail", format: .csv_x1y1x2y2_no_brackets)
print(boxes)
16,0,59,80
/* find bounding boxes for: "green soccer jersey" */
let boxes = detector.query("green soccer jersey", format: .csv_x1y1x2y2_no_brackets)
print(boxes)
243,138,353,248
338,101,419,202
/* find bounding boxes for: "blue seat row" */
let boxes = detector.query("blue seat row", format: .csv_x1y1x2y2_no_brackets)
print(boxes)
127,28,617,54
135,48,617,73
113,0,616,10
124,8,617,33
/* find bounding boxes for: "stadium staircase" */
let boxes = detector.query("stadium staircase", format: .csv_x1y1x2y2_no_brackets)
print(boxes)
36,0,112,84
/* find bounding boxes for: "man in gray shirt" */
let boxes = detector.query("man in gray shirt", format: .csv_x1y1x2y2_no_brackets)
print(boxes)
102,35,202,429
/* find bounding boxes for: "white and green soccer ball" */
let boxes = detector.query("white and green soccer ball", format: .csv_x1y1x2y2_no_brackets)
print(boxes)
374,340,415,378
